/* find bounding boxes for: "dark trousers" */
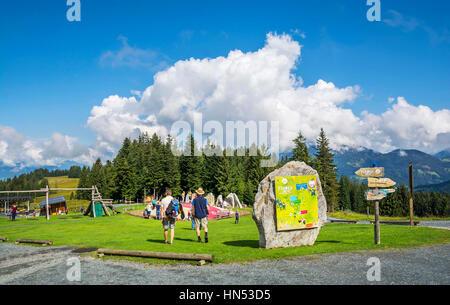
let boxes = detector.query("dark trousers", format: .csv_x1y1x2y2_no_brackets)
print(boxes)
11,213,16,221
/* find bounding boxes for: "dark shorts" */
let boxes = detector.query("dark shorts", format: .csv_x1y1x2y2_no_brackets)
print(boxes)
163,218,176,230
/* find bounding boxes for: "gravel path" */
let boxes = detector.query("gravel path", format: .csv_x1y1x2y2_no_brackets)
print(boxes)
0,243,448,285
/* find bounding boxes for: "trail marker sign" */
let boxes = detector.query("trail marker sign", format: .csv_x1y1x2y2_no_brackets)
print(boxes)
367,177,396,188
365,190,387,201
355,167,384,178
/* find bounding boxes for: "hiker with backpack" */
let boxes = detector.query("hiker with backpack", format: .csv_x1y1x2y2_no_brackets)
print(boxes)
161,189,184,244
191,188,210,243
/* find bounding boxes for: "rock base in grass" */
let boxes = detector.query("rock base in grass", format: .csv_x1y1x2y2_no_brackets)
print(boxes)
252,161,327,248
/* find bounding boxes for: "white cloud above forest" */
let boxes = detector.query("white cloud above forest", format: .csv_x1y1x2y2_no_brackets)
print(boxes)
87,33,450,154
1,33,450,171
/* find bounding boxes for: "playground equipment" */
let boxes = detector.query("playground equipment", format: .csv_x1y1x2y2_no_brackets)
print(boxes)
0,185,115,220
83,186,119,217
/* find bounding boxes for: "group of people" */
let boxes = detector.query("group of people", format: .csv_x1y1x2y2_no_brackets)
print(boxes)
145,187,244,245
158,188,210,245
144,200,162,219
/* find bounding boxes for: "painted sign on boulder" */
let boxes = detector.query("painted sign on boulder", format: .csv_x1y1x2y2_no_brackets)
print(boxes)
274,175,319,231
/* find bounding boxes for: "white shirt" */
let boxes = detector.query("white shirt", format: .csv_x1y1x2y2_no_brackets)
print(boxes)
160,195,173,213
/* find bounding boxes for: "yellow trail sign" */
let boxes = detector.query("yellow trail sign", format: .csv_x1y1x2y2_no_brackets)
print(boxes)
355,167,384,178
368,177,396,188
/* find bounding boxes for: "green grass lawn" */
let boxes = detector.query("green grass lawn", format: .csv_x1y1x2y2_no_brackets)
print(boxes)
328,211,450,222
1,213,449,265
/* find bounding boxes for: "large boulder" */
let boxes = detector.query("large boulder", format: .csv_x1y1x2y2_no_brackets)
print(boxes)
225,193,242,209
252,161,327,248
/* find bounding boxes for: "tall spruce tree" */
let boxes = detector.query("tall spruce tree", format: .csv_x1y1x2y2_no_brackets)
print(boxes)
291,131,312,165
314,128,339,212
179,134,202,193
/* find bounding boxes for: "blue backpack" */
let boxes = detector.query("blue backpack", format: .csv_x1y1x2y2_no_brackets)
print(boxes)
166,199,182,219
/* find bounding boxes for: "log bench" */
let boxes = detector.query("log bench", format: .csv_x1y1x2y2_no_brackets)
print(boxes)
15,239,53,246
97,248,214,263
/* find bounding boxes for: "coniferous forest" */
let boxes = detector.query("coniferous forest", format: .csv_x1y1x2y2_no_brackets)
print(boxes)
1,130,449,217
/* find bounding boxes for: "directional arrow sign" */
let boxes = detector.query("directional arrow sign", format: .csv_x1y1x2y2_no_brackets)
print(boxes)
355,167,384,178
368,177,396,188
365,190,387,201
379,189,396,195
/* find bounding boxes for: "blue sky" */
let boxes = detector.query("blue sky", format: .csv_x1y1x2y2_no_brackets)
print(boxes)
0,0,449,167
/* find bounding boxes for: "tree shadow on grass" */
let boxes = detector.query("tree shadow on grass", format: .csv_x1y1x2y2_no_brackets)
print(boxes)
223,240,259,248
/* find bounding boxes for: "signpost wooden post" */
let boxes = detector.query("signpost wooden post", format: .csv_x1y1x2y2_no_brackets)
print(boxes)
374,200,380,244
356,166,396,245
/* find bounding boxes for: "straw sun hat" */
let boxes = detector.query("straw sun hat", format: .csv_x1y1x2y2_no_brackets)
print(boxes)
195,188,205,195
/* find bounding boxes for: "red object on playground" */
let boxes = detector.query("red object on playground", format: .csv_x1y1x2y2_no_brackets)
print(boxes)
181,202,225,219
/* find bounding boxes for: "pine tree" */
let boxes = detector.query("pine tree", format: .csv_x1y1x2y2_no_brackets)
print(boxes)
315,128,339,212
338,176,351,211
113,158,136,201
179,134,202,193
163,135,181,196
291,131,312,165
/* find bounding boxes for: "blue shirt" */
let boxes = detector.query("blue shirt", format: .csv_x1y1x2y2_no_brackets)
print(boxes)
192,196,208,219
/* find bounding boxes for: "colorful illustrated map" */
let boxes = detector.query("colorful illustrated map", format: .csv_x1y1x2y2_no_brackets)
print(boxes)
275,175,319,231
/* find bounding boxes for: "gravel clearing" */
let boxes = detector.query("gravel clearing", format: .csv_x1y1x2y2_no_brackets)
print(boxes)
0,243,449,285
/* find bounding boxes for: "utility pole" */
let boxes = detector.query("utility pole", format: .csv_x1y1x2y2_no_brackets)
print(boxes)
409,163,414,227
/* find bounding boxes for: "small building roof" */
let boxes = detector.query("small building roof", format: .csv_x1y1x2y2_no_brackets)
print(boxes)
40,196,67,207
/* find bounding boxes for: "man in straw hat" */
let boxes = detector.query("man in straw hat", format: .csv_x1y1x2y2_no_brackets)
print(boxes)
191,187,210,243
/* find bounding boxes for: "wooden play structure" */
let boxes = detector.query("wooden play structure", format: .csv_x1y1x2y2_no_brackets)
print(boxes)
0,185,117,220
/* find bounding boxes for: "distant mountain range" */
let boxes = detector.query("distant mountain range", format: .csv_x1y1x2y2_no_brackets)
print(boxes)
0,161,82,180
416,180,450,193
282,146,450,187
434,148,450,160
2,147,450,189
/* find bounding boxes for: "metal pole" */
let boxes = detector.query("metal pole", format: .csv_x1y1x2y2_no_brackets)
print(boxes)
374,200,380,244
409,163,414,227
92,186,96,218
46,185,50,221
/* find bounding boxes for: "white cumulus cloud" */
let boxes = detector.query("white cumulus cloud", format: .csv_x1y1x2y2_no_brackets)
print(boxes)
86,33,450,154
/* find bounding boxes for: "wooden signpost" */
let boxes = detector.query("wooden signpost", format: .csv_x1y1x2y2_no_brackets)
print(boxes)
367,178,396,188
356,166,396,245
355,167,384,178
